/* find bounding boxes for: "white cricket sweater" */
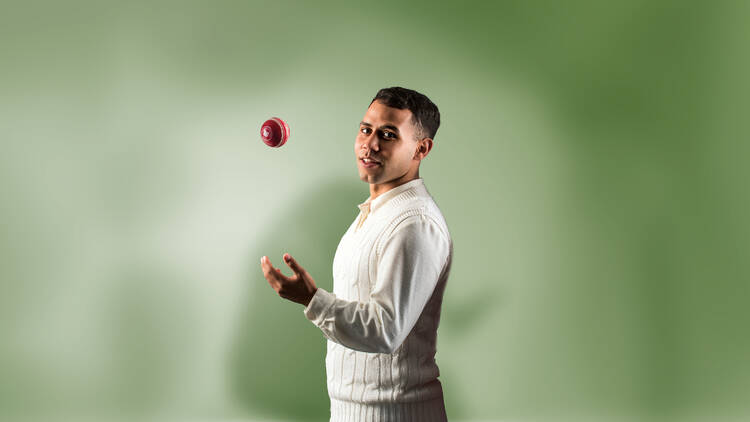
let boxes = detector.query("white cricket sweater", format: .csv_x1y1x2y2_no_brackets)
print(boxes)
303,177,453,422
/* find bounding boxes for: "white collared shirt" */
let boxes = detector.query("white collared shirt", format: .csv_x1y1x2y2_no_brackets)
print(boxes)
355,178,425,230
303,177,453,416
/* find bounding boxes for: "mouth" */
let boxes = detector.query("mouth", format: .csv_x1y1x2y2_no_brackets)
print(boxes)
360,157,381,168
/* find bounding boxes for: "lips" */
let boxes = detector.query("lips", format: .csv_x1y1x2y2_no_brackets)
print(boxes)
360,157,381,166
359,157,382,168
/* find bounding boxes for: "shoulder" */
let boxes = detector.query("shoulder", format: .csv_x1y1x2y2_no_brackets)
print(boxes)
396,192,451,237
376,206,451,257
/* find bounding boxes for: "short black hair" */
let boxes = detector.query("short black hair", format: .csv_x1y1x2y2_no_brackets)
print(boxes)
369,87,440,141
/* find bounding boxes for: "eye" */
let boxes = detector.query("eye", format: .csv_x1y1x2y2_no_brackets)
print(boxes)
360,127,371,135
382,131,396,139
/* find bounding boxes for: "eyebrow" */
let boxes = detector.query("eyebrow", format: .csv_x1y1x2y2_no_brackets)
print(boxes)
359,121,400,133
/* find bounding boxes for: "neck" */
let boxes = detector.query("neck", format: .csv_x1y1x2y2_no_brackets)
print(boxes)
369,170,420,201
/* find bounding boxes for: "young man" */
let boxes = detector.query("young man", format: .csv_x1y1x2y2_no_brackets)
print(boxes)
260,87,453,421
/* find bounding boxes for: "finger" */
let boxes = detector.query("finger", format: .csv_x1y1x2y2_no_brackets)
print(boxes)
283,253,305,276
266,275,279,291
265,256,294,284
261,256,280,285
262,256,280,274
260,256,272,276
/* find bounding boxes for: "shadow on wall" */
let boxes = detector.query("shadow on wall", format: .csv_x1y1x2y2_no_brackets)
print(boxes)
226,177,493,421
227,179,363,421
102,260,198,416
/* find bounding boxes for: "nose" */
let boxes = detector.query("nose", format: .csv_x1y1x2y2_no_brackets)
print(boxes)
362,131,380,152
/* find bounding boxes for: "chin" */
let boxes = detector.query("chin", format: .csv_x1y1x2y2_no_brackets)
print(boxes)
359,174,377,183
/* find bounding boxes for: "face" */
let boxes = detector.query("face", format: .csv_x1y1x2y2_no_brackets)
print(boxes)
355,100,431,193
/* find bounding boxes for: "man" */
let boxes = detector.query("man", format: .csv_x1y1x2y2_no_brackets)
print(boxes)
260,86,453,421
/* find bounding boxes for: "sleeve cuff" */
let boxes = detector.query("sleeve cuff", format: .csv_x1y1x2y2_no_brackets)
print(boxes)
303,287,336,324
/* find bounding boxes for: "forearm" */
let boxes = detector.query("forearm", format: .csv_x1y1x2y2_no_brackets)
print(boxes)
304,288,400,354
305,215,450,354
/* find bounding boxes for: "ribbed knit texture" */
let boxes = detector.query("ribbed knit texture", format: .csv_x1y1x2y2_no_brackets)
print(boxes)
304,178,453,421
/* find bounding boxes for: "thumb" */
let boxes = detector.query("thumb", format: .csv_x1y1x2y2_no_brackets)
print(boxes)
283,253,304,275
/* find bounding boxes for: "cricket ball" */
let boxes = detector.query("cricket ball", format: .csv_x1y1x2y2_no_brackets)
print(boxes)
260,117,290,148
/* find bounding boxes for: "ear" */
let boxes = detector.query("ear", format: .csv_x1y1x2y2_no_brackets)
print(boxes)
414,137,433,160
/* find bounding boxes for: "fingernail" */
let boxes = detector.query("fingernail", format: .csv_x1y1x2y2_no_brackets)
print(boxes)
260,256,264,264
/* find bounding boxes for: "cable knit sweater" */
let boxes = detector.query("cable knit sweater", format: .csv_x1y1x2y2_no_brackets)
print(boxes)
303,177,453,422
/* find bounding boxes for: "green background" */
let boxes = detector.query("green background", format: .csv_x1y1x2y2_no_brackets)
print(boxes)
1,1,748,421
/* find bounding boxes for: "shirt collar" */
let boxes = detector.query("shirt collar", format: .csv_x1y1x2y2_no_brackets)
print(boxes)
357,178,425,215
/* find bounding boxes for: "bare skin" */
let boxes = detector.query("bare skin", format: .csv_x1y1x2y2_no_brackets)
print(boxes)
356,100,433,201
261,100,433,306
260,253,318,307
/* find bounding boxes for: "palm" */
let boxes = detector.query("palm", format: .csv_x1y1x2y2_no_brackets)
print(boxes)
261,253,318,306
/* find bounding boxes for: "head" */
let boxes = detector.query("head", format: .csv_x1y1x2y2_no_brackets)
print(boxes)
355,87,440,193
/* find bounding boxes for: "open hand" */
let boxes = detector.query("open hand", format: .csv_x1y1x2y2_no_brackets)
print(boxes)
260,253,318,307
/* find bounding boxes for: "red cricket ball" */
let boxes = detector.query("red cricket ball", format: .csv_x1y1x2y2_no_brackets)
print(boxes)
260,117,290,148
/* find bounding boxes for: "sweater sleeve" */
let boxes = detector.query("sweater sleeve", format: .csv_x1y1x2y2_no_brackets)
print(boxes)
303,214,450,354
